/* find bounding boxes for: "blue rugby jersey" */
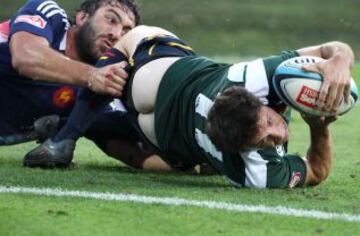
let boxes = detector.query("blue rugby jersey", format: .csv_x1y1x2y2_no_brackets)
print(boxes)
0,0,128,136
0,0,77,135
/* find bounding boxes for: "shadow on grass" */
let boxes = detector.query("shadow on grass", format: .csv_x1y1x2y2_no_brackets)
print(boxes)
0,157,229,189
81,163,229,189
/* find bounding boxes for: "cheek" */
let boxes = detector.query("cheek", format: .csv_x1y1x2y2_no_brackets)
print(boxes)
89,18,107,35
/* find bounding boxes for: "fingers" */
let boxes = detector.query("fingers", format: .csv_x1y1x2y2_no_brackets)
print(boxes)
302,64,320,73
302,64,332,111
87,62,129,97
103,74,125,95
343,83,351,104
324,84,343,113
317,82,329,111
303,63,350,114
112,61,129,79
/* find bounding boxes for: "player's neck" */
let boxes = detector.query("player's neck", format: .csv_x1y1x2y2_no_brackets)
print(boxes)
65,27,81,61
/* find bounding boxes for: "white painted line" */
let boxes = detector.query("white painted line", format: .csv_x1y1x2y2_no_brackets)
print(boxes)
1,185,359,222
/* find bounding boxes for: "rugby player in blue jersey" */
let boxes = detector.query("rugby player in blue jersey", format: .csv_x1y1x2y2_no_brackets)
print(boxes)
0,0,160,167
25,25,354,188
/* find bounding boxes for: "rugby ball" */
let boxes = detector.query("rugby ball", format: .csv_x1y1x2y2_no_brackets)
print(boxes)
273,56,358,116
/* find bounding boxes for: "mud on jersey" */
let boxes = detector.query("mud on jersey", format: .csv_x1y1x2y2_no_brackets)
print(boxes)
155,52,307,188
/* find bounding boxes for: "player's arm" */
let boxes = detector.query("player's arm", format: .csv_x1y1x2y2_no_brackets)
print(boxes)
296,41,354,113
10,32,127,97
302,115,336,186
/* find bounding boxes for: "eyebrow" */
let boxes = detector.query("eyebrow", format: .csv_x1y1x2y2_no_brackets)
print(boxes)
107,9,122,22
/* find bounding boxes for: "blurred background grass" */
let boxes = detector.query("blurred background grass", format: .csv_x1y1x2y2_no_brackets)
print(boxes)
1,0,359,57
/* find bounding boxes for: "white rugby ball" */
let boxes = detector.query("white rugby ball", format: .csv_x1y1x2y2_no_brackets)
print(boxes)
273,56,358,116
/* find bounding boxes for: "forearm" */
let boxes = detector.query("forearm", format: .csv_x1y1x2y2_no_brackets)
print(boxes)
12,42,92,86
305,126,333,186
10,32,92,86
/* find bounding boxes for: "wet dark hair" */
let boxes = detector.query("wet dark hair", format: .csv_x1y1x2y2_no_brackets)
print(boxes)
76,0,140,25
206,86,263,153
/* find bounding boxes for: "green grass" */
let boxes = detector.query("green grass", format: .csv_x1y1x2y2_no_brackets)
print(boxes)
1,1,360,233
0,65,359,235
1,0,360,56
1,194,358,236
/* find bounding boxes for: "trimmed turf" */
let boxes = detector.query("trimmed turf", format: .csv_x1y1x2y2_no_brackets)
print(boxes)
0,66,359,236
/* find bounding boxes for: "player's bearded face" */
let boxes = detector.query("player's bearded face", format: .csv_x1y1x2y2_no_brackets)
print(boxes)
75,18,105,64
75,4,135,65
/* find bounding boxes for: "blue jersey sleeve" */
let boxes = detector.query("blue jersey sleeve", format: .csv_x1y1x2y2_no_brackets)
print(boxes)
9,0,70,45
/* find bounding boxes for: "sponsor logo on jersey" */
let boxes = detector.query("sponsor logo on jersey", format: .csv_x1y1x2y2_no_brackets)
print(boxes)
14,15,47,29
53,86,75,109
0,20,10,34
0,20,10,43
288,172,302,188
296,85,318,108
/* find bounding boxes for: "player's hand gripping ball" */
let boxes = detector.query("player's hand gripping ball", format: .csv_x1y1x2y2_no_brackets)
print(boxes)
273,56,358,116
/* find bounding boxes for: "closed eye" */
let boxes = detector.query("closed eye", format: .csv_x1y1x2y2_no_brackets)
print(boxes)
106,14,119,25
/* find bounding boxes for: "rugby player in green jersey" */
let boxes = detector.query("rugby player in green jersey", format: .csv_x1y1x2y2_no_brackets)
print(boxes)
26,25,354,188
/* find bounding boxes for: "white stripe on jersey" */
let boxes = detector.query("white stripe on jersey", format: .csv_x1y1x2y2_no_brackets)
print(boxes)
195,128,223,162
37,0,58,12
227,62,246,82
244,59,269,105
46,9,65,18
195,93,214,118
229,59,270,105
37,1,68,18
59,31,67,51
240,150,269,188
42,4,60,14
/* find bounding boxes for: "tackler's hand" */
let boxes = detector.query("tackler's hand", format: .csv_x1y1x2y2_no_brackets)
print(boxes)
86,61,129,97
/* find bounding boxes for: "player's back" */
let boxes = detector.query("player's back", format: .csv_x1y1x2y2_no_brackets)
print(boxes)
154,56,233,166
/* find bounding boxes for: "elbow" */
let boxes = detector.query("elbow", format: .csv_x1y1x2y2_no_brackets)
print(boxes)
307,162,331,186
323,41,354,61
307,172,328,187
325,41,351,49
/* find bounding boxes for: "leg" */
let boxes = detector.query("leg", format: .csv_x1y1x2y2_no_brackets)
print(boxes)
23,26,183,168
138,113,157,146
114,25,178,59
131,57,181,113
104,139,172,171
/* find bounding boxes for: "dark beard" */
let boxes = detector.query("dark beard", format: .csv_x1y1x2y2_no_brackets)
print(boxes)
74,20,98,65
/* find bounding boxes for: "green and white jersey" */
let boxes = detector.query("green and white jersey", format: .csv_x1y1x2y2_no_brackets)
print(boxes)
155,51,307,188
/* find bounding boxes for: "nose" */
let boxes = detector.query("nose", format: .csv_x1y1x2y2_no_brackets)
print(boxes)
268,125,286,145
109,26,123,42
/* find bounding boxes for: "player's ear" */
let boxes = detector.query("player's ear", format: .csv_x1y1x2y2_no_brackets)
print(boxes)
75,11,89,26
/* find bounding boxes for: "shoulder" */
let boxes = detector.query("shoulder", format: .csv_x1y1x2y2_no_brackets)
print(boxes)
13,0,69,26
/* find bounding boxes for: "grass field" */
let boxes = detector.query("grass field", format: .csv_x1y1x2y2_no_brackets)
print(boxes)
1,1,360,235
0,65,359,235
